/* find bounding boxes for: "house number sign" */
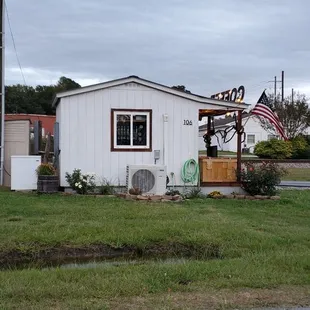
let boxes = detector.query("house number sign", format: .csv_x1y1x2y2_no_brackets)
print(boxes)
183,120,193,125
210,85,245,102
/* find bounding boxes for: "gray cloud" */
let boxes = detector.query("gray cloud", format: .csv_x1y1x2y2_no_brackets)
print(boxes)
5,0,310,104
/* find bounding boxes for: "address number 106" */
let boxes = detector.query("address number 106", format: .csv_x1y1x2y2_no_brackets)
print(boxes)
183,120,193,126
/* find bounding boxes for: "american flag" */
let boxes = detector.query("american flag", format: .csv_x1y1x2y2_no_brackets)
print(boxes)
251,91,287,140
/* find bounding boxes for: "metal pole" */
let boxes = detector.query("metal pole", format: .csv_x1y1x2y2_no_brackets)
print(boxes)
0,0,5,186
292,88,294,104
274,76,277,103
236,111,242,182
281,70,284,103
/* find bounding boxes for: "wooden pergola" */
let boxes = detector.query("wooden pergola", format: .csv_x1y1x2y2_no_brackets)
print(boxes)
198,106,247,185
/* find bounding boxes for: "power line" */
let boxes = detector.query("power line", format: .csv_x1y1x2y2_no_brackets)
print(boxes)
5,1,26,85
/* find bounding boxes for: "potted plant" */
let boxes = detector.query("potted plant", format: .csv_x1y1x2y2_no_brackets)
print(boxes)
36,163,59,194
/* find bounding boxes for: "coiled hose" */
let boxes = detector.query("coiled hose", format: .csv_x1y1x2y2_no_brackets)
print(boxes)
181,159,199,184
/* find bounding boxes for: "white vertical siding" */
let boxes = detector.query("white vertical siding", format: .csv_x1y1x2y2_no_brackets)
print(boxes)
4,120,30,187
58,82,216,187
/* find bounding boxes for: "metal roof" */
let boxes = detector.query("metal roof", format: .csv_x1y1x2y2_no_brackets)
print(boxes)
52,75,250,112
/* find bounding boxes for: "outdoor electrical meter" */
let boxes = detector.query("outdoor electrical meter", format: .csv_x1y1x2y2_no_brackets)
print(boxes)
154,150,160,164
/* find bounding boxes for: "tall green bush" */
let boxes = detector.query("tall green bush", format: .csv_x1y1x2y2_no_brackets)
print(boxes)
254,139,292,159
290,135,309,159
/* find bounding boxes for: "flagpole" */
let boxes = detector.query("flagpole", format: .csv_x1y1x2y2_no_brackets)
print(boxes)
281,71,284,102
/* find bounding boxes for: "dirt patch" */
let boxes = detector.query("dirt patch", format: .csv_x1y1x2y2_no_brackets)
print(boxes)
108,286,310,310
0,242,221,269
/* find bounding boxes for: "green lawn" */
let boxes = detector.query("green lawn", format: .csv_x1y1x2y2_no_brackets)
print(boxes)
199,150,258,158
282,168,310,181
0,189,309,309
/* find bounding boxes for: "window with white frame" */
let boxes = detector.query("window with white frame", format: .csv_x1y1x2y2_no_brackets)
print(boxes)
268,134,279,140
111,109,152,151
247,134,255,144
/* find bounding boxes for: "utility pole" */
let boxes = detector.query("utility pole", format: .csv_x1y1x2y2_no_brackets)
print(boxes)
268,75,282,103
281,70,284,103
0,0,4,186
274,76,277,103
292,88,294,104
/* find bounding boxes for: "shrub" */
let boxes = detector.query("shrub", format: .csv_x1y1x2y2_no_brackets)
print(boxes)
290,135,309,159
184,187,203,199
238,162,287,196
65,169,96,195
254,139,292,159
98,178,115,195
207,191,222,198
298,146,310,159
36,163,56,176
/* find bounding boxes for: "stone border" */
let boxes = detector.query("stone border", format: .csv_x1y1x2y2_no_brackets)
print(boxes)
117,193,183,202
61,192,280,201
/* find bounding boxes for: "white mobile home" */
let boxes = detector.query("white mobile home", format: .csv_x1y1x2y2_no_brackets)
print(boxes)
199,114,279,153
53,76,248,191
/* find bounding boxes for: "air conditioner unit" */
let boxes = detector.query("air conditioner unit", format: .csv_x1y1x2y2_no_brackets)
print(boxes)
126,165,167,195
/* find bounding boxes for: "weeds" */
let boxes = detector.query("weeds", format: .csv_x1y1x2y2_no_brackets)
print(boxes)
98,178,115,195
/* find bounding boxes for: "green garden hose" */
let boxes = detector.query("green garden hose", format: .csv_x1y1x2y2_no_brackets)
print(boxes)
181,159,199,184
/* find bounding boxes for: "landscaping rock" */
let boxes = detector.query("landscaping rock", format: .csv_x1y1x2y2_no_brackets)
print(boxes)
137,195,149,201
161,199,173,203
254,195,266,200
117,193,127,199
162,195,173,201
172,195,182,201
246,196,256,200
224,194,235,199
149,195,162,201
235,195,245,199
270,196,281,200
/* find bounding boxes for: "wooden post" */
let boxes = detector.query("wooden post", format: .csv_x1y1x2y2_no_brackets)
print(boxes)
43,133,51,164
236,111,242,182
207,116,211,137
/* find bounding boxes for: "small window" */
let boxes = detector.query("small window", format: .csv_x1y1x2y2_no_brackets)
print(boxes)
111,109,152,151
268,134,279,140
247,134,255,144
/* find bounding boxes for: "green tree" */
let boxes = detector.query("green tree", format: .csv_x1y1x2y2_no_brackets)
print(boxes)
34,85,57,115
56,76,81,92
5,84,44,114
5,76,81,115
257,93,310,139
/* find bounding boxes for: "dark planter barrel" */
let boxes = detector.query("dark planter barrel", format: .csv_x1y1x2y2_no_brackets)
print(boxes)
37,175,59,194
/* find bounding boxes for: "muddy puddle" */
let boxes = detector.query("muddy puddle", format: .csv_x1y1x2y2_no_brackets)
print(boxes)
0,242,222,270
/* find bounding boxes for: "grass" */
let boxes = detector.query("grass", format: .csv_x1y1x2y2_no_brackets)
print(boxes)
218,151,237,155
0,189,310,309
282,168,310,181
199,150,258,159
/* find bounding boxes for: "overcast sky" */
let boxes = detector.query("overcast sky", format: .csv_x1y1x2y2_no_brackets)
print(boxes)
5,0,310,104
